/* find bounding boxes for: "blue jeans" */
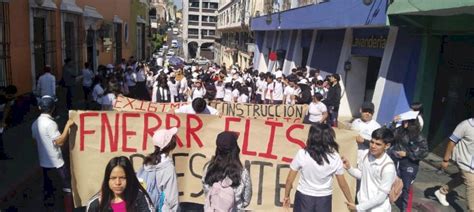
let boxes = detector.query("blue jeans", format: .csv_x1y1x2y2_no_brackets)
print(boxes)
396,162,419,212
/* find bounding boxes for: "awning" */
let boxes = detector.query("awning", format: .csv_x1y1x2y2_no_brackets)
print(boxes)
83,6,103,19
113,15,123,24
137,15,146,24
388,0,474,16
60,0,83,14
29,0,57,10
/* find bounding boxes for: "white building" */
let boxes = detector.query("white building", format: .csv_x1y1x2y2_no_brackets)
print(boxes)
182,0,219,60
217,0,265,69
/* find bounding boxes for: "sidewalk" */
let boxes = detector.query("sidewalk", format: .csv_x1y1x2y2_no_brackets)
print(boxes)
0,85,84,211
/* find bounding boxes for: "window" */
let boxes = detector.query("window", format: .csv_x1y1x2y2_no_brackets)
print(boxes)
188,28,198,35
0,2,11,86
33,9,57,76
201,16,208,22
209,30,216,36
202,2,209,8
189,15,199,21
201,29,207,36
209,16,217,23
210,3,218,9
189,1,199,8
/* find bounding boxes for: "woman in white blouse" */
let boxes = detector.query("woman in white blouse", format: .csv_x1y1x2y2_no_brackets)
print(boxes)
305,93,328,124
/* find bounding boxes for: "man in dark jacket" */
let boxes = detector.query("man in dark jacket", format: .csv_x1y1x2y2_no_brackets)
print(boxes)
322,74,341,127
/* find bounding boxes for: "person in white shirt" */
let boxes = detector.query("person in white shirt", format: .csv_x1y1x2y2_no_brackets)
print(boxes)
264,73,284,104
175,97,219,115
125,67,137,98
100,84,117,111
91,78,104,110
178,73,188,102
351,102,382,164
36,65,56,99
167,73,180,103
343,127,397,212
435,117,474,209
232,82,241,102
81,62,94,103
255,73,267,104
305,93,328,124
283,79,296,105
189,79,206,101
223,83,234,103
135,64,148,100
214,80,225,101
284,123,353,211
32,96,75,211
237,86,249,103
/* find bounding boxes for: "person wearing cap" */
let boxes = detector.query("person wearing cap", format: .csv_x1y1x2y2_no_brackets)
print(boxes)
137,128,179,211
202,131,252,210
388,112,428,211
175,97,219,115
32,95,75,211
351,102,381,163
322,74,342,127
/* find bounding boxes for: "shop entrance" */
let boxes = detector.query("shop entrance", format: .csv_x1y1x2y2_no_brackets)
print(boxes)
341,56,381,117
429,36,474,154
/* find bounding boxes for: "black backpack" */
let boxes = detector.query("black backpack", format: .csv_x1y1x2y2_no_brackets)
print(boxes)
297,84,312,104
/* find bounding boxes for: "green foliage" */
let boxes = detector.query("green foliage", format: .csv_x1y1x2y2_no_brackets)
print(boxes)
151,34,165,52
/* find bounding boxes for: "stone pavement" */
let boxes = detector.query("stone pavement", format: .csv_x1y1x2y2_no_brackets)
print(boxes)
0,87,469,211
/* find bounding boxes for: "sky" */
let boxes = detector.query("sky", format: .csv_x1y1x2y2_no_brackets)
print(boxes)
174,0,182,9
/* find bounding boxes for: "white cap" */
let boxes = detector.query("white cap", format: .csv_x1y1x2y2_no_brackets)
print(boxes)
298,79,308,84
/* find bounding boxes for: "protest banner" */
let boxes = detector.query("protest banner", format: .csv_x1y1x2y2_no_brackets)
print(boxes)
69,110,357,211
113,95,307,123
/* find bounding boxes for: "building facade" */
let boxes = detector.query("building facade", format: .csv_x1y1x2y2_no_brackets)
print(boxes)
251,0,474,157
2,0,150,95
182,0,218,60
216,0,264,69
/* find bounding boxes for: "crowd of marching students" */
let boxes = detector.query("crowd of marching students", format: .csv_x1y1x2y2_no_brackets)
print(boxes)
29,57,474,212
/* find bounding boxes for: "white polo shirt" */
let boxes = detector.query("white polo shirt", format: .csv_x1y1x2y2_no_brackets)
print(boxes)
290,149,344,197
348,153,396,211
32,114,64,168
451,118,474,173
351,119,381,163
307,101,327,123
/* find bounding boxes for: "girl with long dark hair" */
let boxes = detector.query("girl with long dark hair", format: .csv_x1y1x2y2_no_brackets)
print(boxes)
137,128,179,211
389,118,428,211
202,131,252,211
86,156,154,212
284,123,353,212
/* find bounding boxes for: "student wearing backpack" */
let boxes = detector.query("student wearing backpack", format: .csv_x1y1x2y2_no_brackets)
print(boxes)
202,131,252,211
137,128,179,211
342,127,397,211
283,124,353,211
86,156,154,212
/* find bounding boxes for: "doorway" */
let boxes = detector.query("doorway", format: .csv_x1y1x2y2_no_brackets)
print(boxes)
429,36,474,154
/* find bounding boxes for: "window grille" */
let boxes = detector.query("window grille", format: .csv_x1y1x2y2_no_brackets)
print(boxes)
0,2,11,87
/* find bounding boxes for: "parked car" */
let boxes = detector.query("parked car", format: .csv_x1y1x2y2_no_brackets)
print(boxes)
167,49,175,56
173,28,179,35
162,44,169,49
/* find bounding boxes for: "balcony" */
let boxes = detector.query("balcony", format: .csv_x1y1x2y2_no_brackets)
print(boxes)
188,21,199,26
202,22,217,27
189,8,199,12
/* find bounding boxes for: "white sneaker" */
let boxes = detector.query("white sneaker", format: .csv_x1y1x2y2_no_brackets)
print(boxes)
435,189,450,206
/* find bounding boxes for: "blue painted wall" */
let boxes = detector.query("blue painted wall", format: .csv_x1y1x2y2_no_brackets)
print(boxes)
309,29,345,73
376,29,422,125
301,30,314,48
251,0,388,31
287,30,298,61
